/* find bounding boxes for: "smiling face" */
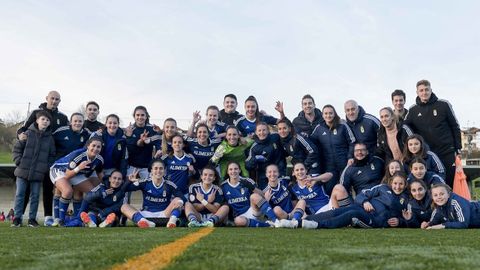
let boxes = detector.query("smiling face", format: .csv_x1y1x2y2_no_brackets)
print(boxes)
172,136,184,153
322,106,335,124
407,138,422,155
109,171,123,188
344,101,359,122
302,98,315,115
46,91,61,110
227,163,241,180
266,165,279,185
106,116,119,135
86,104,99,121
71,114,84,132
277,122,290,138
392,95,405,111
163,120,177,138
354,144,368,160
150,161,165,180
86,140,102,157
390,176,406,194
431,186,450,206
416,84,432,103
196,126,209,143
411,162,427,180
388,161,402,176
223,97,237,114
206,108,219,125
379,109,394,128
134,109,147,127
201,168,216,185
293,163,307,181
226,128,239,146
245,100,258,119
255,123,269,140
410,181,426,201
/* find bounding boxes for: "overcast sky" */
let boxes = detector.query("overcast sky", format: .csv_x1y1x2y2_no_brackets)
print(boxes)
0,1,478,128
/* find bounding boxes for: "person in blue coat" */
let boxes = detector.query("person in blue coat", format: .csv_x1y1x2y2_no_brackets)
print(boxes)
245,122,286,189
277,119,320,174
310,104,356,187
424,183,480,229
340,143,385,196
91,114,128,178
78,170,126,228
53,113,90,158
401,179,432,228
344,100,380,154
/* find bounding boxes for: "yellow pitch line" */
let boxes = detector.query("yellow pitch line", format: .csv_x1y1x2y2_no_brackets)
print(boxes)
111,227,215,270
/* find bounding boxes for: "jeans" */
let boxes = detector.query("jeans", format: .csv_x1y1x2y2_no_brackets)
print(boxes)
14,177,41,220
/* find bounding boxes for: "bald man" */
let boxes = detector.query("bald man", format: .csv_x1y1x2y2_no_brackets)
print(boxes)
17,91,69,225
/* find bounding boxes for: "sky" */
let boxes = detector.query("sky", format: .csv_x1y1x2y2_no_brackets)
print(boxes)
0,1,479,129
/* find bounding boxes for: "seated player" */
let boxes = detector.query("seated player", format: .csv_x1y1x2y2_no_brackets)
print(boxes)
79,170,126,228
185,165,229,227
121,159,184,228
221,161,277,227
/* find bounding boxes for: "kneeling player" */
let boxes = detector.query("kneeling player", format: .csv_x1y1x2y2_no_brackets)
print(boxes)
221,161,277,227
121,159,184,228
263,164,306,225
79,170,126,228
185,165,228,227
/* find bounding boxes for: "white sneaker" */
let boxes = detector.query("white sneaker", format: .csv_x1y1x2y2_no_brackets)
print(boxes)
276,219,298,228
301,219,318,229
43,216,54,227
51,218,62,227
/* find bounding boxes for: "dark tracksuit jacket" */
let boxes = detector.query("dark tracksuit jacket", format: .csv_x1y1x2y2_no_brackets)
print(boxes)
126,124,161,168
340,155,385,195
428,193,480,229
292,108,324,138
17,102,68,135
346,106,380,154
375,123,413,163
279,133,320,174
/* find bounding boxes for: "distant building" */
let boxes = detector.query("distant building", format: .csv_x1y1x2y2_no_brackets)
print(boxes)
462,127,480,153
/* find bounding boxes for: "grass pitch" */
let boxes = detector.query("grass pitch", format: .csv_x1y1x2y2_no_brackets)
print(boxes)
1,222,479,270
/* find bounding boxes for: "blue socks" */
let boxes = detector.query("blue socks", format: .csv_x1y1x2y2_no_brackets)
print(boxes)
258,199,277,221
132,212,144,224
171,208,181,218
53,196,60,219
59,197,70,221
73,199,82,216
292,208,304,222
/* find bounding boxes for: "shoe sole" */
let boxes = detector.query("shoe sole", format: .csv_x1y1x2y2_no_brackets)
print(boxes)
137,220,150,228
167,223,176,228
99,213,116,228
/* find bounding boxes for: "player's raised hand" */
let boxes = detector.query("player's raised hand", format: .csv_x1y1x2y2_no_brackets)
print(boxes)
208,189,216,203
124,122,134,137
195,188,205,202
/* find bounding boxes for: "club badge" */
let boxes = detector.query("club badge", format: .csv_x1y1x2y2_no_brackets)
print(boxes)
189,194,195,202
163,190,167,197
333,129,337,135
241,188,245,195
80,137,84,143
433,109,437,116
360,126,365,133
371,164,375,170
118,145,122,151
113,195,117,202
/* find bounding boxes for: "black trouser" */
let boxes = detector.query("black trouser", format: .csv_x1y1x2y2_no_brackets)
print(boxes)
438,151,456,188
23,173,54,217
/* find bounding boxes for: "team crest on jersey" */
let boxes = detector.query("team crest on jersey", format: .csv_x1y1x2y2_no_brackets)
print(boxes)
433,109,437,116
333,129,337,135
189,194,195,202
322,132,327,136
273,143,277,150
418,113,422,117
308,187,313,192
118,145,122,151
241,188,245,195
80,137,84,142
290,145,294,152
371,164,375,170
211,146,215,152
69,161,76,169
113,195,117,202
57,119,60,125
400,198,405,205
357,170,362,175
360,126,365,133
64,136,69,140
163,190,167,197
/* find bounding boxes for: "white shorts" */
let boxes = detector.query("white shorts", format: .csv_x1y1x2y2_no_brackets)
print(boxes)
315,200,334,214
127,166,149,180
238,207,261,220
50,168,97,186
140,210,167,218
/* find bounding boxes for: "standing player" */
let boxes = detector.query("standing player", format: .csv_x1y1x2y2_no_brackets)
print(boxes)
221,162,278,227
185,165,228,227
292,94,324,138
122,159,184,228
188,106,227,140
83,101,105,133
162,135,196,196
219,94,243,126
234,96,285,137
184,123,222,178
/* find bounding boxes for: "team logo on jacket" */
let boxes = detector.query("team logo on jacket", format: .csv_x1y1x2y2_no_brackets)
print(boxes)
118,145,122,151
322,132,327,136
64,136,69,140
360,126,365,133
189,194,195,202
113,195,117,202
57,119,60,125
80,137,84,142
417,113,422,117
371,164,375,170
69,161,76,169
290,146,294,152
333,129,337,135
433,109,437,116
400,198,405,205
241,188,245,195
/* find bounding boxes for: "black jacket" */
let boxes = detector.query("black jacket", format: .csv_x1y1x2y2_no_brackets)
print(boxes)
219,109,243,126
12,123,56,181
404,93,461,156
17,102,68,135
292,108,324,138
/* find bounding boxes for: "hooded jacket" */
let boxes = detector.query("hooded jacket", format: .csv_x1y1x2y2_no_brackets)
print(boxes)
13,123,56,181
292,108,324,138
346,106,380,154
404,93,461,156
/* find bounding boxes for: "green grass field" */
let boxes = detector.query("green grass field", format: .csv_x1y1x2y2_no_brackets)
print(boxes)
1,222,479,270
0,151,12,163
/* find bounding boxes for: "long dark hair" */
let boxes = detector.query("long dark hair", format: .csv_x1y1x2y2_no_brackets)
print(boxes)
322,104,341,130
403,134,427,163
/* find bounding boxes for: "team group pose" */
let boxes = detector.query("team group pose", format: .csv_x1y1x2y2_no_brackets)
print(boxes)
12,79,474,230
